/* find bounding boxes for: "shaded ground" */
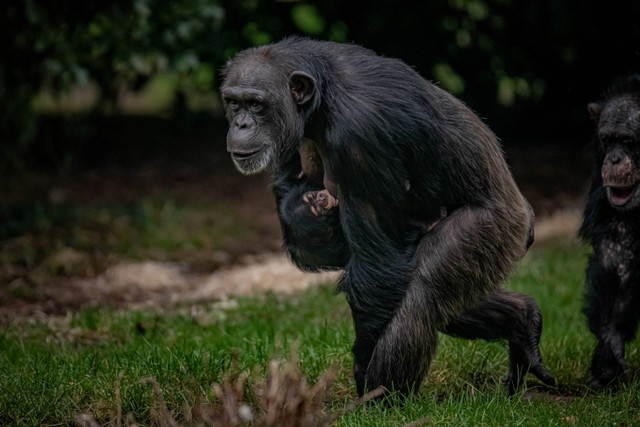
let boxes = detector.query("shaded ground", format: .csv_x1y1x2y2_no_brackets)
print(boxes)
0,116,594,321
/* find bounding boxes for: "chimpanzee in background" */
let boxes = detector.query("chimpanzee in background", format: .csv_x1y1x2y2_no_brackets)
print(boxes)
580,74,640,389
221,37,555,396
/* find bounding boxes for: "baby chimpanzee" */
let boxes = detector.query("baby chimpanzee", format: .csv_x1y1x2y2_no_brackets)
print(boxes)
280,137,445,272
297,138,339,216
297,138,445,233
580,74,640,389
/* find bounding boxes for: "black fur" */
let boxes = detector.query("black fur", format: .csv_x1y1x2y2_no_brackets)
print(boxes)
580,74,640,389
221,37,554,396
279,160,348,271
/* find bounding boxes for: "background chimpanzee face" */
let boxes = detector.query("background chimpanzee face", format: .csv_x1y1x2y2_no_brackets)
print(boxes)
597,95,640,211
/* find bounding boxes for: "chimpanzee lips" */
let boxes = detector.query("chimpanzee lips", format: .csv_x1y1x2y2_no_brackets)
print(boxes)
606,183,637,207
229,146,271,175
231,148,262,160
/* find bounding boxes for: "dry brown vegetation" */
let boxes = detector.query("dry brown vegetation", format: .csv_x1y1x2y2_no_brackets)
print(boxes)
74,350,388,427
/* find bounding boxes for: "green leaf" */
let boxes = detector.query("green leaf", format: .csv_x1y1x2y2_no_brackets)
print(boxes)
291,4,325,35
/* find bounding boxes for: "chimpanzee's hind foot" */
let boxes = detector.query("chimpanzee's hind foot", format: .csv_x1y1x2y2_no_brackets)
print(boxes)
589,372,622,391
588,339,626,391
505,299,556,395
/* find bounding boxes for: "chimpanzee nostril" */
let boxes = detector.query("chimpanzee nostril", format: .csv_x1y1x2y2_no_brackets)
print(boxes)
234,115,253,130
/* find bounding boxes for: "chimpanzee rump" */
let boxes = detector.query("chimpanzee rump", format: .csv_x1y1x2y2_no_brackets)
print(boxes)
580,74,640,389
220,37,554,396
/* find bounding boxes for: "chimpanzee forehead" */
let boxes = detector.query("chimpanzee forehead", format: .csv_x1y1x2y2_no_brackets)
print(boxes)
600,95,640,131
223,55,287,93
220,86,266,102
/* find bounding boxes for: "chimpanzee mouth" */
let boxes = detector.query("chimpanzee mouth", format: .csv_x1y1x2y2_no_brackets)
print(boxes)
231,148,263,161
606,183,638,207
229,147,270,175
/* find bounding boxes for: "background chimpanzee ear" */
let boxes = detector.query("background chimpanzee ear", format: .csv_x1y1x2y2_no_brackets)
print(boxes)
289,71,316,105
587,102,602,121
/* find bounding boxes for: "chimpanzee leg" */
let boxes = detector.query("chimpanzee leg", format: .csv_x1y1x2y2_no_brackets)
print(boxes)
350,303,419,396
590,329,627,390
362,206,532,396
342,245,415,396
441,289,556,394
353,273,437,396
584,262,640,389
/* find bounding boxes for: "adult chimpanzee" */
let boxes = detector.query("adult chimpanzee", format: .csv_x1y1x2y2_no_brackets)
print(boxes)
580,74,640,390
220,37,555,396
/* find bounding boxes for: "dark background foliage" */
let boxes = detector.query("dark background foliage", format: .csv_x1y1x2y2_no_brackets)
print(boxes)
2,0,639,165
1,0,639,220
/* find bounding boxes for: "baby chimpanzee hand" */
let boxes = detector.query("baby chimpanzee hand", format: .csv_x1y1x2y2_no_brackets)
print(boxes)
303,189,339,216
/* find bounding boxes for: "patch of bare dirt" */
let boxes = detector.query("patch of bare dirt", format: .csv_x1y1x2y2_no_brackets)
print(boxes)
0,210,583,322
0,254,340,321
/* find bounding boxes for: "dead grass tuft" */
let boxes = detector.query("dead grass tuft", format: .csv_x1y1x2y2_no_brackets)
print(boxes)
75,349,383,427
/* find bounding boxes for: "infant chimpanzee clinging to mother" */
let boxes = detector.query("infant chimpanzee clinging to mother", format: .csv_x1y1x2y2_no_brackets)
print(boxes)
297,138,340,216
297,137,445,235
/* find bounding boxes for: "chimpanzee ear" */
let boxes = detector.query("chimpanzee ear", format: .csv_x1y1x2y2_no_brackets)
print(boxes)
289,71,316,105
587,102,602,121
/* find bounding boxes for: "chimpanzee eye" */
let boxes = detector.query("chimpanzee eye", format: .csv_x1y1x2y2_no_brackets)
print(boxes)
600,136,614,149
226,99,240,112
250,101,264,113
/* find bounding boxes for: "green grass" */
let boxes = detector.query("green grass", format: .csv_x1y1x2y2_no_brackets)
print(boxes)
2,240,640,426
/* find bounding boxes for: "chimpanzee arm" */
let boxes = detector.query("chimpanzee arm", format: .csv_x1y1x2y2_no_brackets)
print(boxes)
272,156,305,209
326,132,418,393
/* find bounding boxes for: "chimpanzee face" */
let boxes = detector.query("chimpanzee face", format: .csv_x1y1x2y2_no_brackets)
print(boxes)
220,54,317,175
221,83,274,175
590,95,640,211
